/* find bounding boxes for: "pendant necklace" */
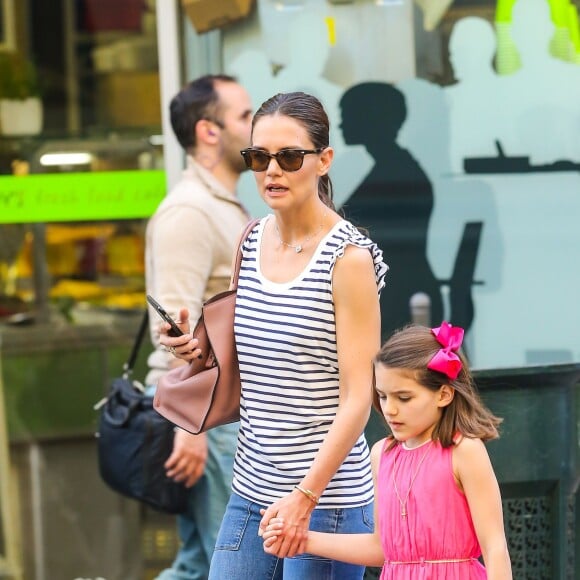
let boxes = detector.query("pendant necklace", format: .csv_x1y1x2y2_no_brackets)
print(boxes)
274,212,327,254
392,441,432,518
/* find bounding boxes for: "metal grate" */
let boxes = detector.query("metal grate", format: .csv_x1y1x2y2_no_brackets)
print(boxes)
565,495,575,580
503,496,552,579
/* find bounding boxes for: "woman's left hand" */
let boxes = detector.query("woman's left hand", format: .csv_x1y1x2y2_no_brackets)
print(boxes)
259,489,316,558
158,307,202,361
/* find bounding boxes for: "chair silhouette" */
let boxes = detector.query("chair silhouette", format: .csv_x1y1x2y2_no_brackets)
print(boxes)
407,222,482,351
445,221,484,337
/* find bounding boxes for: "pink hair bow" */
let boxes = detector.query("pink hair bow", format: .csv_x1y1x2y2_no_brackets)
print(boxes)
427,321,465,380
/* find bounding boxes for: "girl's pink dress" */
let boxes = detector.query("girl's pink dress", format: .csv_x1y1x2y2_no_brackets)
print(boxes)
377,438,487,579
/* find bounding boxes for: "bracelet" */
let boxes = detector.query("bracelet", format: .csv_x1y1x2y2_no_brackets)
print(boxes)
294,485,319,505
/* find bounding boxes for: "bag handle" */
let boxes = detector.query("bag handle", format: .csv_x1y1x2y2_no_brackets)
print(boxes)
93,311,149,410
230,218,260,290
123,310,150,378
103,395,141,427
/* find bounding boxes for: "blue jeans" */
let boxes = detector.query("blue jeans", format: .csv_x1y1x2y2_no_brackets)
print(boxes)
156,422,239,580
208,492,374,580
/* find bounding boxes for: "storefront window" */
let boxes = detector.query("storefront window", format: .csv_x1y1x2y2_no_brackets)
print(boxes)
0,4,169,577
219,0,580,369
0,0,164,326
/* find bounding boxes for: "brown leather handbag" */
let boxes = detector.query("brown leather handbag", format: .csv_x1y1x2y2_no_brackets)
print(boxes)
153,218,259,434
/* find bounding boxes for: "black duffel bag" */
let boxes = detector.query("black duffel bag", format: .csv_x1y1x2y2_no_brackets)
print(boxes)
95,311,188,514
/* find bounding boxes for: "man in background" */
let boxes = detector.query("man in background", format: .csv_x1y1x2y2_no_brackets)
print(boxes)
145,74,253,579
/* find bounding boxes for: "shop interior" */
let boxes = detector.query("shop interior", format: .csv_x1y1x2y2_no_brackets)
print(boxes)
0,0,162,327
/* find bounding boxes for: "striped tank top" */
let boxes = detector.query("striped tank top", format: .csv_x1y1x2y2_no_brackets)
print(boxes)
232,217,388,508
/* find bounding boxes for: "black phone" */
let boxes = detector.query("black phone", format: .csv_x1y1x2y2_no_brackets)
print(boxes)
146,294,184,337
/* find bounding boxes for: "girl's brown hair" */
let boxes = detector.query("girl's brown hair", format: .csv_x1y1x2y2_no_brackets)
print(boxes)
373,324,502,449
252,91,336,210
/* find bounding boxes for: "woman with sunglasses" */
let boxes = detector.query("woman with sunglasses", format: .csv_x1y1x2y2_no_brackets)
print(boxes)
160,91,388,579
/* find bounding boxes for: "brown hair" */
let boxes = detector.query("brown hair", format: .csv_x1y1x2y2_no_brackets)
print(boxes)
373,324,502,449
252,92,336,210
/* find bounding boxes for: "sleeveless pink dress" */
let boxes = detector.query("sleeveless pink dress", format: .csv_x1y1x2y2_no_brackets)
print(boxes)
377,439,487,579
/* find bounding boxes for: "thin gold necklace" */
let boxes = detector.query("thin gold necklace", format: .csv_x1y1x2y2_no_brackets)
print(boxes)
392,441,432,518
274,213,327,254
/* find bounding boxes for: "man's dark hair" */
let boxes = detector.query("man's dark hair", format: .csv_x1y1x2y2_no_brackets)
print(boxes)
170,74,237,150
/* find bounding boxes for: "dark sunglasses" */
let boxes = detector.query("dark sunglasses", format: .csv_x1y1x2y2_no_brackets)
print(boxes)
240,147,324,172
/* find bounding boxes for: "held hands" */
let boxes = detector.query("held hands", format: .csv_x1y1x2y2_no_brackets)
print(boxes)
262,517,286,555
258,489,315,558
158,307,203,361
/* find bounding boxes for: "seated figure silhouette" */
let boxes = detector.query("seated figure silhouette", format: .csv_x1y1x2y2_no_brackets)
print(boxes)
340,82,443,338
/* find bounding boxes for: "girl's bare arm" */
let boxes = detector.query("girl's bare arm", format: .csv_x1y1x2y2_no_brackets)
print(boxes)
263,438,386,568
454,437,512,580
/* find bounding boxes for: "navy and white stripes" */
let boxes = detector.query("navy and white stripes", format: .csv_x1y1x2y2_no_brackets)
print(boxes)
232,217,388,508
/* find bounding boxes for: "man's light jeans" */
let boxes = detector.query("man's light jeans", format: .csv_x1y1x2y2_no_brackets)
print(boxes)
156,422,239,580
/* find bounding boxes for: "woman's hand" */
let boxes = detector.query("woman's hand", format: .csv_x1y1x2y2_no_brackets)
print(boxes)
158,307,202,361
258,489,315,558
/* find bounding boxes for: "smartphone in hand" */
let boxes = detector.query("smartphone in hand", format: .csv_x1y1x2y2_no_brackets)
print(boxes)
146,294,184,337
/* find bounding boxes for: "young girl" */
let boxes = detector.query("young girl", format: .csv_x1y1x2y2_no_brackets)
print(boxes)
263,322,512,579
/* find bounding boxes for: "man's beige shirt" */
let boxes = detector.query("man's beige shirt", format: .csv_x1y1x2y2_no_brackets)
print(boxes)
145,156,249,385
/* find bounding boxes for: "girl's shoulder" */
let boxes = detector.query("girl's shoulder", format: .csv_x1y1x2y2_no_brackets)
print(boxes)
370,437,392,474
452,436,489,474
451,436,498,493
370,436,397,458
453,435,485,452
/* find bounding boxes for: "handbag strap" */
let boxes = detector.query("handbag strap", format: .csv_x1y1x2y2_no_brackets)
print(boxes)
230,218,261,290
123,310,150,377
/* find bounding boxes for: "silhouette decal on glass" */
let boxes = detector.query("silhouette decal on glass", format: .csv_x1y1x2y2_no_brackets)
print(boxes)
339,82,445,338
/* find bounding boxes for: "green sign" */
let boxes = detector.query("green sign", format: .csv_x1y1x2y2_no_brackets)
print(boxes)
0,170,167,224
